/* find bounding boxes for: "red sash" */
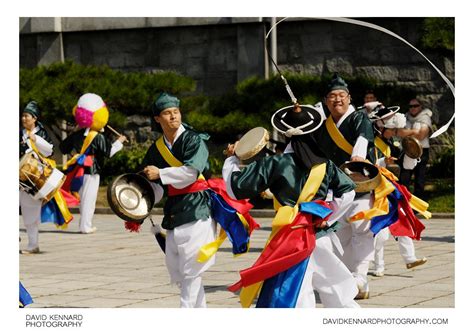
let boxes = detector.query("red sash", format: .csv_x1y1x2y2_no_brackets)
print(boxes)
167,179,210,196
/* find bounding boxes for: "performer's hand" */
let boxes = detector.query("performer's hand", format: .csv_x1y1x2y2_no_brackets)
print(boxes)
143,166,160,180
384,156,398,165
293,103,302,113
350,156,365,162
364,101,383,112
117,135,128,143
28,132,36,143
225,142,238,157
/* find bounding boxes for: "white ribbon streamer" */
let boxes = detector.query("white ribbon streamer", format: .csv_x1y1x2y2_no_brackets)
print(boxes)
267,17,455,138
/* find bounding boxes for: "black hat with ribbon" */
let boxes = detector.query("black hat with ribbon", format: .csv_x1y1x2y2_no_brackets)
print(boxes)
271,103,324,138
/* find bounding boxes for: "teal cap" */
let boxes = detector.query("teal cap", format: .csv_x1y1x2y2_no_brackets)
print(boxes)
152,92,180,116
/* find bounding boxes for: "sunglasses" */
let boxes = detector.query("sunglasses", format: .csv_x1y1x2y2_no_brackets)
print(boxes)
409,104,420,108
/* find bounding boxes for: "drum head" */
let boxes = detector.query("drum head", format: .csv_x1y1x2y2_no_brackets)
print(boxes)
340,161,381,193
402,136,423,159
107,173,155,222
19,152,39,181
235,127,270,161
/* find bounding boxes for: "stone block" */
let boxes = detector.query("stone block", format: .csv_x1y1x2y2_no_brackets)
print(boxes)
355,66,399,81
325,57,354,76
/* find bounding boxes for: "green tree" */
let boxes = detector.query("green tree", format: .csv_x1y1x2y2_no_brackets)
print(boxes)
420,18,454,52
20,60,196,140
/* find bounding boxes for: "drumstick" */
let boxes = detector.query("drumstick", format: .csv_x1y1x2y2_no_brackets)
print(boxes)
106,125,128,143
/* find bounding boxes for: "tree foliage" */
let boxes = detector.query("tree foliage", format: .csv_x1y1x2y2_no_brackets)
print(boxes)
20,60,196,132
421,18,454,52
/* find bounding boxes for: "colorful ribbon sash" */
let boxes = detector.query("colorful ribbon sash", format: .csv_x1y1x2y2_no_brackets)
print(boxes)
61,130,98,201
154,135,258,261
230,163,332,308
27,132,74,228
351,166,429,240
19,281,33,308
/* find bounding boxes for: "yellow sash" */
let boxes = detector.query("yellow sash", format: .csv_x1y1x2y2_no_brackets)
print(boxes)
155,135,223,261
64,130,98,170
349,166,431,221
155,136,205,181
375,136,391,158
239,162,327,308
325,116,353,155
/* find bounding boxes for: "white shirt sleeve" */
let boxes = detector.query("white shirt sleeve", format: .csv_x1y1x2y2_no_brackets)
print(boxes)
159,165,199,189
109,140,124,157
33,135,53,157
327,190,355,225
376,156,386,167
351,135,368,160
222,155,241,200
148,181,164,204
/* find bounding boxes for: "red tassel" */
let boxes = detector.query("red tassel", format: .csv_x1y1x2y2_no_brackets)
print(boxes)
125,221,142,233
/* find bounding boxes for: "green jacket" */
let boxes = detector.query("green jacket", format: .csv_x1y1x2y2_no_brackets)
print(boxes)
141,128,212,230
230,153,355,207
313,109,376,166
59,129,113,175
230,153,355,237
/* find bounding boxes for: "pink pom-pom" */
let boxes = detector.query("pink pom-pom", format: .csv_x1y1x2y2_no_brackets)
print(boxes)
75,106,94,128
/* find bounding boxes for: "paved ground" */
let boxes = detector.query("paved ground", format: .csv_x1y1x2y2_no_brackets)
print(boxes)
19,214,454,308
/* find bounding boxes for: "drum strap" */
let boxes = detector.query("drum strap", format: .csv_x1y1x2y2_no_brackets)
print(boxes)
27,130,57,168
375,137,391,158
325,116,353,155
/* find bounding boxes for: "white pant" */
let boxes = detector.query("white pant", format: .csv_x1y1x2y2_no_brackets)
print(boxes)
19,190,42,250
78,174,100,233
374,227,390,271
335,193,375,292
374,228,418,270
165,217,216,308
295,233,360,308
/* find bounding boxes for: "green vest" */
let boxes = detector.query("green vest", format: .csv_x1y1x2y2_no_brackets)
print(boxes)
141,129,212,230
230,153,356,237
314,110,376,166
59,129,112,175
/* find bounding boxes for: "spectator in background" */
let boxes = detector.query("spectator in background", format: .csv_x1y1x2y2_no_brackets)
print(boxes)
397,98,433,198
363,90,377,104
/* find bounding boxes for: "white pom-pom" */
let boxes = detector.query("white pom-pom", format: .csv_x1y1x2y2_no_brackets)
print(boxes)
384,113,406,129
77,93,104,112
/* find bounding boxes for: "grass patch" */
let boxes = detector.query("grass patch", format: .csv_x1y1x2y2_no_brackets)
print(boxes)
422,178,455,213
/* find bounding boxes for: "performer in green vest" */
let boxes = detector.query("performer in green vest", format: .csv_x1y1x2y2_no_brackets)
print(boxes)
141,92,216,308
312,74,376,299
223,104,360,308
364,102,428,277
60,93,126,234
